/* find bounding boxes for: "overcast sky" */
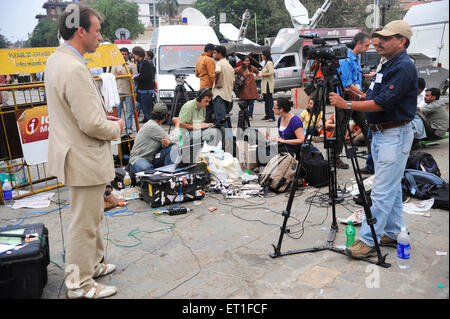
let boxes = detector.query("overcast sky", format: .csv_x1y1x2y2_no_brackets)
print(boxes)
0,0,48,42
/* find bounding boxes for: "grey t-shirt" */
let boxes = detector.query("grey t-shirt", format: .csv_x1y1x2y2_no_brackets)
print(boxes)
422,100,449,138
129,120,169,164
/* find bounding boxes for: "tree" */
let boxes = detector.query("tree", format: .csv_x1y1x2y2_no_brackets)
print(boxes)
89,0,145,42
0,33,11,48
26,19,59,48
194,0,404,43
157,0,180,24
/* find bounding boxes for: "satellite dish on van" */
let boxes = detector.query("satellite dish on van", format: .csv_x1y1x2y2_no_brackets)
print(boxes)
285,0,310,28
219,23,239,41
182,8,208,26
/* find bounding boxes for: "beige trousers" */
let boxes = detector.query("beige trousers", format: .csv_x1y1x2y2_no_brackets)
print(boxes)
64,183,106,290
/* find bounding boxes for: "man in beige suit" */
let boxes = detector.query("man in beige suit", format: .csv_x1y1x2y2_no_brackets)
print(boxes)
45,4,124,299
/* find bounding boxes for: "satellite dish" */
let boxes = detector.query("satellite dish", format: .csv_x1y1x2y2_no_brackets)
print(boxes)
285,0,310,28
115,28,131,40
182,8,208,26
219,23,240,41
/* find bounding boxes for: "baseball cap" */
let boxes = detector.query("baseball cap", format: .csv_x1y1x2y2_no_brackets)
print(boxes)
373,20,413,40
151,103,168,117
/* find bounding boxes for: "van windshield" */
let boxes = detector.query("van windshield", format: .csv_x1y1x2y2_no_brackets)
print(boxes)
159,45,205,72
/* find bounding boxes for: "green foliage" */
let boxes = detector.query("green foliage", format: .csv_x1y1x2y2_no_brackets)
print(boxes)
195,0,404,43
90,0,145,41
26,19,59,48
0,33,11,48
157,0,180,20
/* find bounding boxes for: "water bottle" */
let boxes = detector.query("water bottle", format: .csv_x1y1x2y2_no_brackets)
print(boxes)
123,172,131,188
345,220,355,247
2,178,12,202
397,227,410,269
123,172,132,200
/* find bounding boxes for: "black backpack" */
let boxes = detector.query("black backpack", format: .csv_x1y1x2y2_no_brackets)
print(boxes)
426,184,449,210
299,145,329,188
406,152,441,177
401,169,449,211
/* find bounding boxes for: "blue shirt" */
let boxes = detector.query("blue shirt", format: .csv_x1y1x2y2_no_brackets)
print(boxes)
365,50,418,124
278,115,303,140
62,42,88,65
338,48,362,89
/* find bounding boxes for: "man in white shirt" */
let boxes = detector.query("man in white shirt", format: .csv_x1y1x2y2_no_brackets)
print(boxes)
212,45,234,129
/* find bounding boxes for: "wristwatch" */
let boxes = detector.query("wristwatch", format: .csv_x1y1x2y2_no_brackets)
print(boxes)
347,101,352,110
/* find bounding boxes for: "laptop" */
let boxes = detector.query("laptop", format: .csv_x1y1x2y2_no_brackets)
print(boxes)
154,142,203,174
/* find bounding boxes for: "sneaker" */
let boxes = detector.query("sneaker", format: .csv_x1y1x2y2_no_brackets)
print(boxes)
379,234,397,248
338,209,365,225
345,240,376,259
334,159,349,169
93,263,116,279
66,282,117,299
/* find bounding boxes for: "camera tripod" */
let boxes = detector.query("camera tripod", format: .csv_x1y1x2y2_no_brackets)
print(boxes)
269,58,391,268
237,100,251,131
168,74,194,133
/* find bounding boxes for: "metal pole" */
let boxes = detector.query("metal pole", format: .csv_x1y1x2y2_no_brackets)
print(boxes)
254,13,258,44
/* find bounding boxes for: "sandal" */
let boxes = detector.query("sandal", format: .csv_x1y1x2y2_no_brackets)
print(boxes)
66,282,117,299
93,263,116,279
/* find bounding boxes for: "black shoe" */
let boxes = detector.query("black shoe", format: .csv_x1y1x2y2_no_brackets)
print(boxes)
335,159,349,169
359,167,374,175
261,116,268,120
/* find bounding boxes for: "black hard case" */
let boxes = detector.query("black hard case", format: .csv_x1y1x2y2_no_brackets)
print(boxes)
139,163,210,208
0,223,50,299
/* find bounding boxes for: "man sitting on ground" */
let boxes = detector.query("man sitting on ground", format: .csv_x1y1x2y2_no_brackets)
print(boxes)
418,88,449,140
128,103,178,173
176,88,221,147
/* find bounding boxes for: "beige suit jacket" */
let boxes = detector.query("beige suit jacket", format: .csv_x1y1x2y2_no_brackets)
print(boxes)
45,44,121,186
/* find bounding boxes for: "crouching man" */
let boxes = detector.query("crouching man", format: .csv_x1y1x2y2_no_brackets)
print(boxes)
129,103,179,173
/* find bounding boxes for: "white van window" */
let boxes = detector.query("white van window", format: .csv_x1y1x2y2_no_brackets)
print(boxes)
159,45,205,72
275,55,296,69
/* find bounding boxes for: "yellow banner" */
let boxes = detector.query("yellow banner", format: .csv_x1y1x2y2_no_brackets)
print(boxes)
0,44,125,75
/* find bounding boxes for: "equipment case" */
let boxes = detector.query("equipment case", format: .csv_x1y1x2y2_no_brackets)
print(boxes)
139,162,210,208
0,223,50,299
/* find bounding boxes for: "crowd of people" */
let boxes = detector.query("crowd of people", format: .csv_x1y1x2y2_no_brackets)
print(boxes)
41,2,448,299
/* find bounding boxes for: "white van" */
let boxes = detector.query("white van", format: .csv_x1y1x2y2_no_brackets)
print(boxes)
150,25,220,105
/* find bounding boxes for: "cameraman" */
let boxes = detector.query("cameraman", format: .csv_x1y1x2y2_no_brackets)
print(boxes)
329,21,416,259
331,32,370,169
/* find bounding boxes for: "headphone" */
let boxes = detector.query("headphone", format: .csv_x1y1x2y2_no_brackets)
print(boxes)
196,88,211,102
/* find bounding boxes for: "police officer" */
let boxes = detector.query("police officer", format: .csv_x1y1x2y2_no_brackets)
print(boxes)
329,21,416,258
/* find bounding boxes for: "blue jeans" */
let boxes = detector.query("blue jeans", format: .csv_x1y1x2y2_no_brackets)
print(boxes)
138,90,154,122
359,123,414,246
365,129,374,172
117,95,134,130
213,96,231,128
129,145,177,173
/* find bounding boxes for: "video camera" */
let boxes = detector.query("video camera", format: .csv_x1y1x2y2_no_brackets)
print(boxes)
175,74,188,86
301,35,350,61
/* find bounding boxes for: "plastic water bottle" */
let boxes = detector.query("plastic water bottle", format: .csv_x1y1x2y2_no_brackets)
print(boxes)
2,179,12,202
345,221,355,247
397,227,411,269
123,172,133,200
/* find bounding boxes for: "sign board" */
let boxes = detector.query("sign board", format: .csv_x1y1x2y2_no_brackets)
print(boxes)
16,106,49,165
0,44,125,75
